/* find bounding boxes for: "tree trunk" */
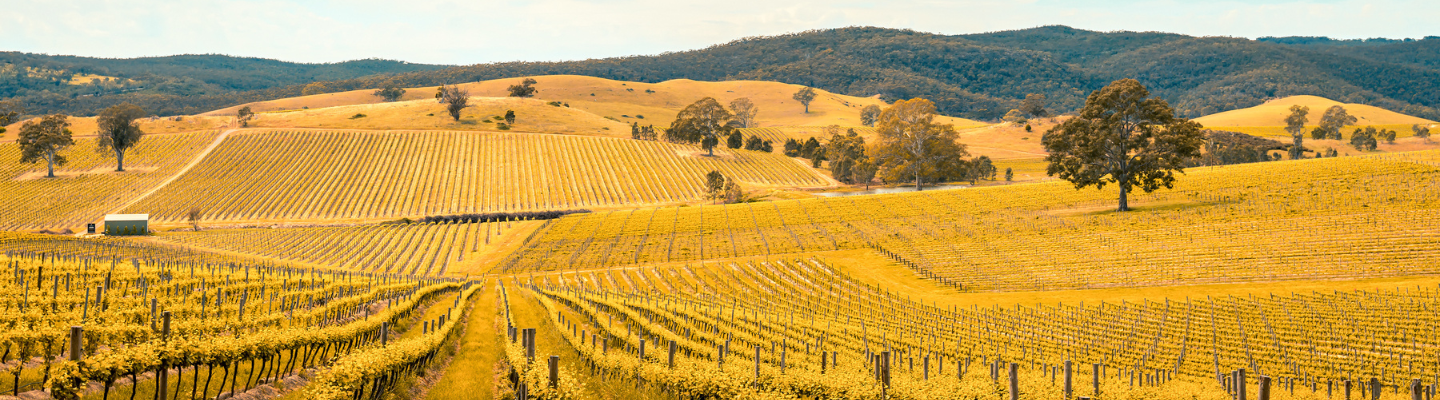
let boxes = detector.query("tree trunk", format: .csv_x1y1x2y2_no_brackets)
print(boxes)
46,150,56,178
1118,184,1130,212
202,364,214,399
115,149,125,172
915,170,922,192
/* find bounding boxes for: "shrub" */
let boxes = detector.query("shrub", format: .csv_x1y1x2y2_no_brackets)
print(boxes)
350,113,367,119
496,123,510,130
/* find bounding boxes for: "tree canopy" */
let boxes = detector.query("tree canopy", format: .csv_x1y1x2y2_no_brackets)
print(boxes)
873,98,969,190
1042,79,1204,212
17,114,75,178
1020,93,1048,117
374,85,406,102
507,78,539,98
666,97,732,156
96,103,146,171
792,87,817,113
1317,105,1357,140
859,105,881,127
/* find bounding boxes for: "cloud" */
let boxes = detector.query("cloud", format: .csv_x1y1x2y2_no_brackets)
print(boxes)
0,0,1434,65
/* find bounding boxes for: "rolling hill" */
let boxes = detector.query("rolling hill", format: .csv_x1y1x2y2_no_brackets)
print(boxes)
11,26,1440,124
203,75,986,133
1194,95,1437,127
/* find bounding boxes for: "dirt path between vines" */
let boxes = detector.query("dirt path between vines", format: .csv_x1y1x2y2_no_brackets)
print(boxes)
106,128,239,215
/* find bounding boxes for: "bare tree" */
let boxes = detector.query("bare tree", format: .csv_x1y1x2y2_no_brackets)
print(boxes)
439,85,471,121
729,98,758,128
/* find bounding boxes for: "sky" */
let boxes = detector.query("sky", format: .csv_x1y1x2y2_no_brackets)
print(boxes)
2,0,1435,65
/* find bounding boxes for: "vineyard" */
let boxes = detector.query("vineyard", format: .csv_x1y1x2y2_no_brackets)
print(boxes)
499,151,1440,292
121,129,830,224
151,220,527,276
497,257,1440,399
0,248,484,400
0,130,221,231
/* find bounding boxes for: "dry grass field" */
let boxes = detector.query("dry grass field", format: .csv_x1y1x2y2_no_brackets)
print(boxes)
1194,95,1437,127
203,75,986,132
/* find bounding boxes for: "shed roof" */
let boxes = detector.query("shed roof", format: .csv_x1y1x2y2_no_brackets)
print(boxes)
104,214,149,222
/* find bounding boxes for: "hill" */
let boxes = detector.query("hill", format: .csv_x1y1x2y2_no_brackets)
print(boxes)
0,52,447,116
1194,95,1437,127
213,26,1440,122
13,27,1440,123
202,75,986,134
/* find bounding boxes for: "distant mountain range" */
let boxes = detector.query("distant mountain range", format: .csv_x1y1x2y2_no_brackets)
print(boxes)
4,26,1439,121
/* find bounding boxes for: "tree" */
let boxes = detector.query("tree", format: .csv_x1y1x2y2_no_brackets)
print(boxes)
1381,129,1397,144
187,207,203,231
969,155,996,184
1351,127,1378,151
373,85,406,102
17,114,75,178
1002,109,1027,125
0,100,21,137
505,110,516,124
727,130,744,148
237,106,254,127
667,97,732,156
873,98,969,191
729,98,758,128
1414,124,1432,141
96,103,146,172
783,139,801,157
704,170,727,203
1041,79,1203,212
507,78,538,98
1005,167,1013,181
1284,105,1309,160
860,105,882,127
439,85,470,121
1019,93,1048,118
852,157,877,189
760,140,773,153
800,137,822,159
792,87,817,113
1309,127,1327,140
744,135,764,151
1317,105,1357,140
825,128,869,184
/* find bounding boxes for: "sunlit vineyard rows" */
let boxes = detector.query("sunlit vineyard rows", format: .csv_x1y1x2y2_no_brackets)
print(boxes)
152,221,507,276
0,130,221,230
0,249,480,399
122,129,829,224
738,126,879,143
500,258,1440,399
501,151,1440,291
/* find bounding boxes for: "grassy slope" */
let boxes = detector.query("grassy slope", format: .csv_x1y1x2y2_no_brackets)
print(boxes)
2,115,231,142
201,75,986,134
1195,95,1438,128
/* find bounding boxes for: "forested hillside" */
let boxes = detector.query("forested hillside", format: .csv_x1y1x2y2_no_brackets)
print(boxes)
0,52,445,115
6,26,1439,121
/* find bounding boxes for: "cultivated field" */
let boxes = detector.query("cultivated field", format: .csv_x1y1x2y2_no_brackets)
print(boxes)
500,152,1440,292
0,130,221,230
121,129,830,225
